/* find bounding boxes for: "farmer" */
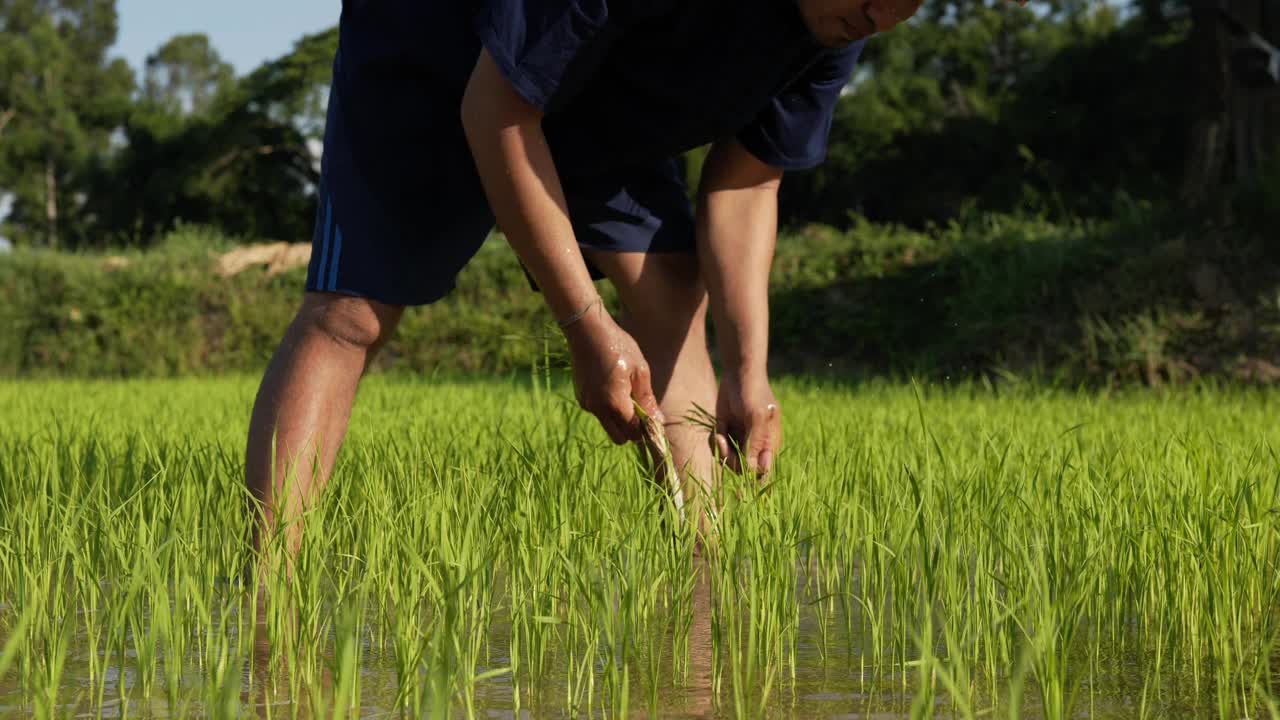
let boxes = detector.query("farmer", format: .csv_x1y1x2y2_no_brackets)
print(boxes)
245,0,923,548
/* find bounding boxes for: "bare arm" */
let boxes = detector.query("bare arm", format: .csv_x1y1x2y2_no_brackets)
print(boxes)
461,49,601,324
461,48,662,444
696,140,785,475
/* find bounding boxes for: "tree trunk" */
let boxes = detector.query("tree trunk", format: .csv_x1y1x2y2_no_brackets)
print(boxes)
44,155,58,249
1260,0,1280,170
1266,92,1280,169
1183,119,1229,205
1234,93,1254,180
1231,0,1267,180
1181,0,1233,207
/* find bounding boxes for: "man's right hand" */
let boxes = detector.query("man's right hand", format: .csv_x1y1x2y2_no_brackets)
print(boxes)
461,50,663,446
562,301,665,445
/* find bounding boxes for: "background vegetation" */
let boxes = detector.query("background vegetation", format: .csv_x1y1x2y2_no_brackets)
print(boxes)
4,179,1279,384
2,0,1278,382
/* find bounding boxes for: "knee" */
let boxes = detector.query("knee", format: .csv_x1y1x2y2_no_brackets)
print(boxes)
661,285,709,337
295,293,403,351
627,283,709,361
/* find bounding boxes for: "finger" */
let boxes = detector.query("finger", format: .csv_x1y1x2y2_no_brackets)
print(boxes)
608,421,630,445
709,430,726,463
716,432,742,474
597,413,628,445
638,408,668,454
745,405,781,477
607,391,642,443
586,400,628,445
630,364,666,444
743,420,764,475
630,364,664,424
753,418,780,475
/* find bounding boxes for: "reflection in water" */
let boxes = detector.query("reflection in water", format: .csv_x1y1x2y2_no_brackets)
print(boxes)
241,587,335,720
243,588,277,718
0,568,1232,719
683,553,715,719
245,593,273,718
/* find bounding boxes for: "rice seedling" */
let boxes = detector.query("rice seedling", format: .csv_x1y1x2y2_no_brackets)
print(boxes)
0,376,1278,718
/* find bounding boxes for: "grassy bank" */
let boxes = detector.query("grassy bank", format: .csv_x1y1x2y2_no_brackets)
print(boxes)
4,203,1280,383
1,377,1278,717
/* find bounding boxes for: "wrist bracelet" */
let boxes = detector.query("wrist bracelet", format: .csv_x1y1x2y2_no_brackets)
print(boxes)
557,297,601,328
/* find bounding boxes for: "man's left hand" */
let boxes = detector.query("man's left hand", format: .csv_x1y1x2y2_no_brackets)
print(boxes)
714,374,783,477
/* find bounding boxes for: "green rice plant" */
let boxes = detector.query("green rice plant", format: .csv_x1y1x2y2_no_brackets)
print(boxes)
1,377,1280,718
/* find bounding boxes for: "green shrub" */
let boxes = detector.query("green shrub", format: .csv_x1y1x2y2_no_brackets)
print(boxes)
4,211,1280,384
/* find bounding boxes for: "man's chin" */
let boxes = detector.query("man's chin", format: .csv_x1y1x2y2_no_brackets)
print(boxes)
809,30,846,48
819,32,870,48
818,24,873,48
800,14,871,48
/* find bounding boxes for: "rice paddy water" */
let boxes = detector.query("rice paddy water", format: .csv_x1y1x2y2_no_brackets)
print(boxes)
1,376,1278,718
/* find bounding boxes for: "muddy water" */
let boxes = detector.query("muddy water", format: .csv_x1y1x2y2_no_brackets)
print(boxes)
0,573,1221,719
0,639,1214,717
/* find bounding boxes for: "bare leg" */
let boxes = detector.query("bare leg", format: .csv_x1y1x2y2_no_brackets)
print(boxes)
584,250,719,534
245,292,403,559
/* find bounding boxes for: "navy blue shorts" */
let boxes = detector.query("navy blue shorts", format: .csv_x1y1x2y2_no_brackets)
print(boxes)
304,45,696,308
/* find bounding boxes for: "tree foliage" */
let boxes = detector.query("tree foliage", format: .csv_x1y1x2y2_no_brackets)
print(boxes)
0,0,133,247
142,33,234,116
0,3,335,248
0,0,1274,248
778,0,1209,229
89,27,337,245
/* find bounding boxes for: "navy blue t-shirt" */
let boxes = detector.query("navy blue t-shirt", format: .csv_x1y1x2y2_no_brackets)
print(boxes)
474,0,864,176
337,0,863,177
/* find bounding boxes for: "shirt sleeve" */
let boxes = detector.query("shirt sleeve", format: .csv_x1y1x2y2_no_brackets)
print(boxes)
474,0,623,114
736,40,866,171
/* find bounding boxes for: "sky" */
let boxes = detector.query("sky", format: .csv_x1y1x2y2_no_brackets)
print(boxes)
112,0,342,76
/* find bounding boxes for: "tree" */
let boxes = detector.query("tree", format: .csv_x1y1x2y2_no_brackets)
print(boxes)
90,26,338,244
142,33,234,116
1179,0,1279,209
1223,0,1280,181
0,0,133,248
775,0,1240,229
779,0,1128,227
240,26,337,151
